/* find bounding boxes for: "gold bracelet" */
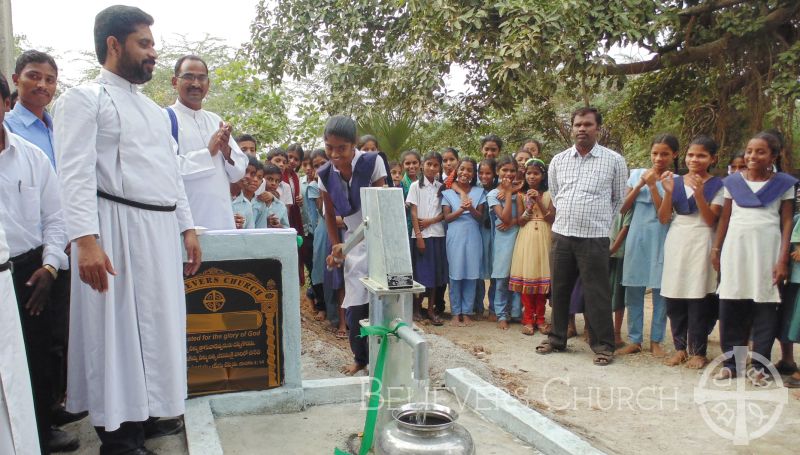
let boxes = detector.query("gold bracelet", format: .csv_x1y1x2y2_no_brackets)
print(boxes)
43,264,58,279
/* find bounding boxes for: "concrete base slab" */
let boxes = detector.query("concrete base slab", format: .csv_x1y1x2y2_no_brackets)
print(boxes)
185,378,369,455
185,370,601,455
185,398,222,455
216,391,539,454
210,387,305,417
303,376,370,406
445,368,606,455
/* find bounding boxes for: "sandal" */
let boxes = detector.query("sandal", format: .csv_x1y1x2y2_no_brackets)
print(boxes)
429,313,444,326
535,340,564,355
522,325,535,336
785,375,800,389
593,352,613,366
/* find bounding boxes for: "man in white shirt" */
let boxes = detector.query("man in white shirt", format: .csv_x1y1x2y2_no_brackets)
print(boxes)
0,72,72,454
167,55,247,230
539,107,627,366
53,6,201,455
5,50,87,448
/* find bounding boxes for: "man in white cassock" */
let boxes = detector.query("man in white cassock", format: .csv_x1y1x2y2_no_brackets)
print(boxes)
0,78,41,455
53,6,201,455
167,54,247,230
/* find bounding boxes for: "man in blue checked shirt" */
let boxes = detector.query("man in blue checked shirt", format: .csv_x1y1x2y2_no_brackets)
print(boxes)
536,107,628,366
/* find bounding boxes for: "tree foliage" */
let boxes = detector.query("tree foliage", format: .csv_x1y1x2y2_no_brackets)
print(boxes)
357,112,416,160
248,0,800,164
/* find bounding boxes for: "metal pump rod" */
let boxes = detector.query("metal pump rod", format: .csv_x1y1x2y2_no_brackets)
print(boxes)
341,218,367,256
327,218,368,270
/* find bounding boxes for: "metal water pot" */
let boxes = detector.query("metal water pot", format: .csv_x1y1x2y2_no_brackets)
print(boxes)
375,403,475,455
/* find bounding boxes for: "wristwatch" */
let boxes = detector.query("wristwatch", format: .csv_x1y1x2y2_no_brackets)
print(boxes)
43,264,58,279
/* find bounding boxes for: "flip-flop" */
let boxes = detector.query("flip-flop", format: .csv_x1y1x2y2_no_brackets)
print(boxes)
785,376,800,388
430,316,444,326
535,340,564,355
335,329,348,339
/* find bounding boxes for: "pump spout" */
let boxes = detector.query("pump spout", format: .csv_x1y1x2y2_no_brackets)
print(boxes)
391,320,429,382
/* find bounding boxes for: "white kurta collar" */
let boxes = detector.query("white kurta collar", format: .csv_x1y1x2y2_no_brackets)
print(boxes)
172,99,203,119
99,68,139,93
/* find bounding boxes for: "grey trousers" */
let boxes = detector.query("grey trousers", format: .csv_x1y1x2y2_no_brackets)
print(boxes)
548,233,615,354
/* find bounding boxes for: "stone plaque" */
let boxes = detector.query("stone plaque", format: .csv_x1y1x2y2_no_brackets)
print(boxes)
184,259,283,396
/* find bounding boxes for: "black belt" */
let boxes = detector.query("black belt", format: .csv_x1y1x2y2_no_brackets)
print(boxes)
97,190,177,212
11,246,43,266
4,246,44,273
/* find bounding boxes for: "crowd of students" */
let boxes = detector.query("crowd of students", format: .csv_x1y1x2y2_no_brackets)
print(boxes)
2,6,800,453
273,121,800,388
6,6,800,455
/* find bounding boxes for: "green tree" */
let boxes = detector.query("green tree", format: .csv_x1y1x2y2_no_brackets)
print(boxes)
248,0,800,164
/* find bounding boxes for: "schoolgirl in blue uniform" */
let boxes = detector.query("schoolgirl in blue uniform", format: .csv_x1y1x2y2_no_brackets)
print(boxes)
658,136,724,369
713,132,797,382
441,158,486,326
317,116,387,376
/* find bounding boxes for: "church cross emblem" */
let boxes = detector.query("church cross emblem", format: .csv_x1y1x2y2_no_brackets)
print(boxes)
693,346,788,445
202,290,226,312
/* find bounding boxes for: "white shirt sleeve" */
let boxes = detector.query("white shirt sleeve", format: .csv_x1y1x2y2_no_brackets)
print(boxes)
175,147,215,180
53,86,101,241
711,188,725,206
406,181,420,206
278,182,294,205
174,159,195,232
36,152,69,269
224,137,248,183
372,153,387,184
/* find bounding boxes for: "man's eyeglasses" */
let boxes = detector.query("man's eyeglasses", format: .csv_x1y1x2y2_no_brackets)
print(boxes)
178,73,209,83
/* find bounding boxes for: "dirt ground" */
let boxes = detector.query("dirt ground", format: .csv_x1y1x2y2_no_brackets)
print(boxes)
302,288,800,455
56,288,799,454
